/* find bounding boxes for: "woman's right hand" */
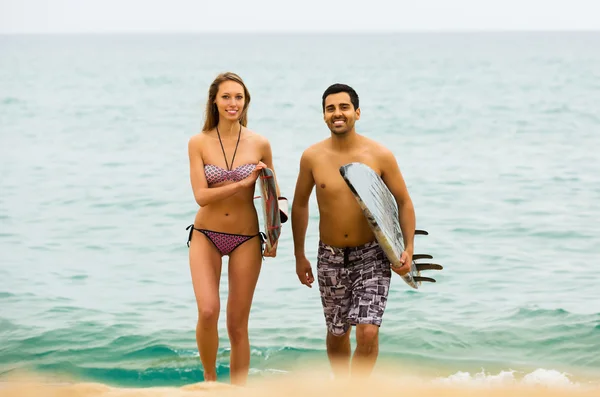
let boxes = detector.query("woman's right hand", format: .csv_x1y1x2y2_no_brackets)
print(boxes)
238,161,267,189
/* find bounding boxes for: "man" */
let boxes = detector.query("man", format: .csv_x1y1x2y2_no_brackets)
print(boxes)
291,83,416,378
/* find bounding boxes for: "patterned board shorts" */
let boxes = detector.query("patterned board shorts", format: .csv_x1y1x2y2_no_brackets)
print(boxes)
316,240,392,336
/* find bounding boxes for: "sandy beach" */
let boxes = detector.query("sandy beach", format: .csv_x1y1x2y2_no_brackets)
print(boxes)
2,366,599,397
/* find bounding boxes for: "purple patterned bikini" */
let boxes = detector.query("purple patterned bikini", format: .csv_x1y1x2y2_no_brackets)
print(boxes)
186,125,264,256
187,162,261,255
186,225,263,256
204,163,256,185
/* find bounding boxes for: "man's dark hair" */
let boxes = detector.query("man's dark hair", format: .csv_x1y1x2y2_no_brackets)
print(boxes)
322,83,359,112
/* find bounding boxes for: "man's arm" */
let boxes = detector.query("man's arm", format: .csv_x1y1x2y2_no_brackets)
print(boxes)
380,149,416,255
291,150,315,259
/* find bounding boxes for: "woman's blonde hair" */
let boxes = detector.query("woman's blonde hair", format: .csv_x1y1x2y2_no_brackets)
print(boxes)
202,72,251,132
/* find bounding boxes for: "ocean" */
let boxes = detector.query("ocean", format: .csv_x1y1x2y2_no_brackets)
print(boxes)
1,32,599,395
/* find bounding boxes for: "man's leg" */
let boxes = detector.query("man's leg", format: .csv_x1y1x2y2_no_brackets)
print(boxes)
351,324,379,377
316,242,352,378
347,242,391,378
326,329,351,378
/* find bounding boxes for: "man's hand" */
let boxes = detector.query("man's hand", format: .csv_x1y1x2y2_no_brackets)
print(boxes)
296,256,314,287
391,250,413,277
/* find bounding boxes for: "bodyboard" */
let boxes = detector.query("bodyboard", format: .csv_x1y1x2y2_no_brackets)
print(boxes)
258,168,282,253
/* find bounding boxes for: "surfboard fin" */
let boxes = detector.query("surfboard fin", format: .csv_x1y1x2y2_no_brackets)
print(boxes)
413,254,433,260
415,263,443,271
413,276,436,283
278,197,289,223
415,229,429,235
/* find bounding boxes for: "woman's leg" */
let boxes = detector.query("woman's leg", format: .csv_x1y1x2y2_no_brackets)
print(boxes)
189,229,223,382
225,236,263,385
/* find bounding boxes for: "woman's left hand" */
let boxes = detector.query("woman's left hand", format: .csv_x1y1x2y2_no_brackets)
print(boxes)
264,241,278,257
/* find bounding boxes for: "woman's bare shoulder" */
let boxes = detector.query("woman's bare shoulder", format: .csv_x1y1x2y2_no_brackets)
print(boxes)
188,131,212,150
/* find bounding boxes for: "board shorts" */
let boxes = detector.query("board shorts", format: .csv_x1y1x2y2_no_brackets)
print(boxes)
316,240,392,336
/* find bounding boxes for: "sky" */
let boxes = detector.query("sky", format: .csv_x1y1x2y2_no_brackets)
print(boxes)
0,0,599,34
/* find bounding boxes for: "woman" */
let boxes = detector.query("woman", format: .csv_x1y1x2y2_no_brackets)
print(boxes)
186,72,280,385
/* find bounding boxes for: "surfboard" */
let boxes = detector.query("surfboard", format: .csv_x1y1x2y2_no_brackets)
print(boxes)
339,162,442,289
257,167,286,253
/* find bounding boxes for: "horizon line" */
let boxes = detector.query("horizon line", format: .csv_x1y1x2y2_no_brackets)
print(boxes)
0,27,600,35
1,28,599,36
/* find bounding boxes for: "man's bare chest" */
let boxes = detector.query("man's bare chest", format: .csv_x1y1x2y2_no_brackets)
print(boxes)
312,155,380,196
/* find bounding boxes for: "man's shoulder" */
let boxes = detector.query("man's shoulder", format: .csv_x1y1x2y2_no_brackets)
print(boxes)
301,138,329,158
360,135,394,157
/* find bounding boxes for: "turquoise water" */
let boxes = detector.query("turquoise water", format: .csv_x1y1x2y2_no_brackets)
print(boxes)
1,32,599,388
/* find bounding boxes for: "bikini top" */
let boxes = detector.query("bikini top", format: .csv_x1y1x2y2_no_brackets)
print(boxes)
204,163,256,186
